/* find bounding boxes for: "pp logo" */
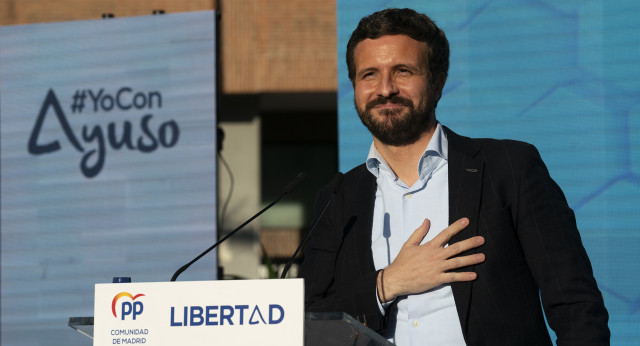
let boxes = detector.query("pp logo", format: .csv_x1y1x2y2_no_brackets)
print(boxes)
112,292,145,320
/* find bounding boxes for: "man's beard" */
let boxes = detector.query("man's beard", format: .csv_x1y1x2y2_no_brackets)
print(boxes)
356,95,435,146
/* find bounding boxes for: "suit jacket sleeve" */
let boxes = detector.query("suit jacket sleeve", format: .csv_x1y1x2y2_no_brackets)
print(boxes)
513,143,609,344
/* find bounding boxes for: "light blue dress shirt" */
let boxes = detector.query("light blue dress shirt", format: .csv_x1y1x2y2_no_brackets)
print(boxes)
366,123,465,345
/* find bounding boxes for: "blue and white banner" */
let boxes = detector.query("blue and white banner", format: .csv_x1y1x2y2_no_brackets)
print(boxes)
1,11,217,345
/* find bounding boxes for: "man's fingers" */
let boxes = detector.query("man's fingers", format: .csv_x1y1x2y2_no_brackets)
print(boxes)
404,218,430,247
442,271,478,283
445,235,485,257
433,217,469,247
442,253,485,272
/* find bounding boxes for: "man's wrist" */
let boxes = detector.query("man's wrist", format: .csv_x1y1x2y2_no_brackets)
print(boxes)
378,269,388,303
377,268,398,303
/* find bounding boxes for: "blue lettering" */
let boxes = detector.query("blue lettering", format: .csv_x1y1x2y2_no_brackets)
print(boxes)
148,91,162,108
133,92,146,109
132,301,143,320
108,121,135,149
169,304,284,327
28,89,84,155
28,89,179,179
269,304,284,324
183,307,188,325
116,87,133,110
235,305,249,325
90,87,161,112
158,120,179,148
170,307,182,326
80,124,105,178
88,88,104,112
137,114,158,153
249,306,266,325
121,302,132,320
101,94,114,111
205,306,218,326
190,306,204,326
220,305,234,326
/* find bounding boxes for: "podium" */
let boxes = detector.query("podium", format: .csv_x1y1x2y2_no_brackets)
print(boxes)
304,312,394,345
69,312,394,345
76,279,394,345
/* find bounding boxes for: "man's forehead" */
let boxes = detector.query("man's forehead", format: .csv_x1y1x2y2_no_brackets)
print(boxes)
353,35,427,67
355,34,426,52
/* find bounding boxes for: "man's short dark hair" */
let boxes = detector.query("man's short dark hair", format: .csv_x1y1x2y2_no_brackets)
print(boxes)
346,8,450,85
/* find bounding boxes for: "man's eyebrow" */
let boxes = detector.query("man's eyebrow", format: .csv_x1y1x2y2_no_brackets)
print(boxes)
356,67,378,77
356,63,423,78
394,63,421,72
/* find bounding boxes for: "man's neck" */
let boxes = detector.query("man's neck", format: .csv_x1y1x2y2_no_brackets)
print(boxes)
373,124,437,186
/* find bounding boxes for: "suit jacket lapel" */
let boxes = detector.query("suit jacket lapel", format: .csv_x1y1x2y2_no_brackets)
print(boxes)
355,166,377,273
445,126,484,340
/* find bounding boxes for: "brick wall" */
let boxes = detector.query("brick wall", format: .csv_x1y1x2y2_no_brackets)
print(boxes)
0,0,214,25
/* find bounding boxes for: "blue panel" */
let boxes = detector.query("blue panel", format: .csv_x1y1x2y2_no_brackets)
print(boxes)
338,1,640,344
1,11,218,346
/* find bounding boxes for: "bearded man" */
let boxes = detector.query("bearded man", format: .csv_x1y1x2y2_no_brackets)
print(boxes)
299,8,609,346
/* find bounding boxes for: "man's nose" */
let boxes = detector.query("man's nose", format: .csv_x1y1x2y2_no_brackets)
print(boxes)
377,74,399,98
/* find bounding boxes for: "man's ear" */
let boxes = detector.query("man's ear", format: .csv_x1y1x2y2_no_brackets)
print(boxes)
434,72,447,102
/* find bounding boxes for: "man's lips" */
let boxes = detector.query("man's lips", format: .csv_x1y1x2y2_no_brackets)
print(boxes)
365,96,413,112
374,103,404,108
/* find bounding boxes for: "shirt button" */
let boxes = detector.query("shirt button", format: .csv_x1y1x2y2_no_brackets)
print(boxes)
405,193,412,199
413,320,420,327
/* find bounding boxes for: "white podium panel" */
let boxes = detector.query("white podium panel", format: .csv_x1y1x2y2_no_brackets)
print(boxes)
94,279,304,345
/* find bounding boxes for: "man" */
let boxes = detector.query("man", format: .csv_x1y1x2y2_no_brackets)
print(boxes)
299,8,609,346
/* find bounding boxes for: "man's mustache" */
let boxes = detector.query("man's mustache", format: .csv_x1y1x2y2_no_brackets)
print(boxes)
365,96,413,112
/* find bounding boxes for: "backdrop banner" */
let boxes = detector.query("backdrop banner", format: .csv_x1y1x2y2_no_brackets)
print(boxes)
1,11,217,345
337,2,640,344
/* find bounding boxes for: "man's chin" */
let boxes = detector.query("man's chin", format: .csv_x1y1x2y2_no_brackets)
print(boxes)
374,132,423,147
373,107,408,118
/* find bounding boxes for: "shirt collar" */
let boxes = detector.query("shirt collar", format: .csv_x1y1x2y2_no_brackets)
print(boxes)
366,122,448,180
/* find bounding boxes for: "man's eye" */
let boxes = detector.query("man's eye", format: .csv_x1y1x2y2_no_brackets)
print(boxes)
361,72,375,79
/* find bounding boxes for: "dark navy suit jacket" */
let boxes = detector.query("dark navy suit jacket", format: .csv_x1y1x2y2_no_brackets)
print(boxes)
299,127,609,345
